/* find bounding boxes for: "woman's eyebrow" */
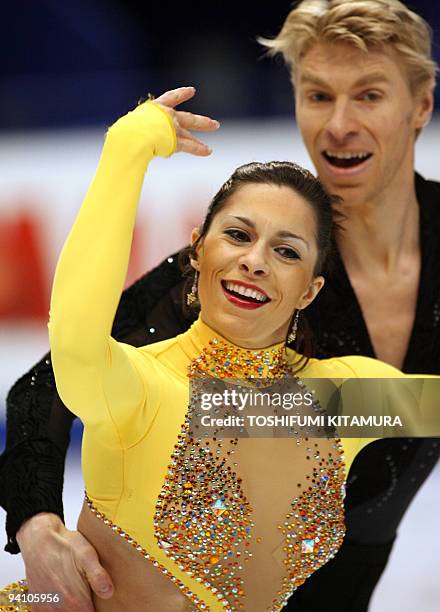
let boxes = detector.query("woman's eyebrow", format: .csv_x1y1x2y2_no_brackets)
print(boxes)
226,215,309,250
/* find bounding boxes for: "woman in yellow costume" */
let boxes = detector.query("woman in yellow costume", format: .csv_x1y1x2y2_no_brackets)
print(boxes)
1,87,436,611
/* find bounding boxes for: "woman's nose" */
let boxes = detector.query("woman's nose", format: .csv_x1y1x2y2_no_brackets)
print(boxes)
238,250,269,276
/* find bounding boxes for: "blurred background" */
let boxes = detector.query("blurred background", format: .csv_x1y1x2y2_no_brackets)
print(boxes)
0,1,439,609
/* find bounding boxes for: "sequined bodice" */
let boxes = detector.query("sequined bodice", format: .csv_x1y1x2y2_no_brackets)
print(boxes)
188,336,295,380
152,336,346,611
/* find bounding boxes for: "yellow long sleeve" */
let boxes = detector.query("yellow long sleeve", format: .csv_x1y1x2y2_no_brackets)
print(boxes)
48,102,176,447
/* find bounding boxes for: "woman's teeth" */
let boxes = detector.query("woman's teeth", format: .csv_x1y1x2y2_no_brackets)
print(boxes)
223,281,268,302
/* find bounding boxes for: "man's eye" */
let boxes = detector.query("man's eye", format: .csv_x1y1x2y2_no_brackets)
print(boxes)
224,229,249,241
276,247,301,260
359,91,381,102
309,92,331,102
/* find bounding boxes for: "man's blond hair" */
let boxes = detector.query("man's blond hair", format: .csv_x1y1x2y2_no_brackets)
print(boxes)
260,0,437,94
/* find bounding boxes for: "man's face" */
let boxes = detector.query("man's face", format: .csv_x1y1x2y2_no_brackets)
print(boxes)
295,42,433,207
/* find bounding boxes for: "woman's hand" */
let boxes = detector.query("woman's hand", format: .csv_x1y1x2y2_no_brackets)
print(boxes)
16,513,113,611
153,86,220,156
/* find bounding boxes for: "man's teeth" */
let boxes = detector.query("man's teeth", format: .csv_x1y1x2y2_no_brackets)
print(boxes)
325,150,370,160
224,282,268,302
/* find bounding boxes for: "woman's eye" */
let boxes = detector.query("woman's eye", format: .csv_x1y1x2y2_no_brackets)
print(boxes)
224,229,250,242
276,247,301,260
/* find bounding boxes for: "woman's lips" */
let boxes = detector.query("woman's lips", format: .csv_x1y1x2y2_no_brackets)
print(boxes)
221,284,269,310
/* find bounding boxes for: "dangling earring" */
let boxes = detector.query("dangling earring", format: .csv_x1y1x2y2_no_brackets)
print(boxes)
187,270,198,305
287,310,300,344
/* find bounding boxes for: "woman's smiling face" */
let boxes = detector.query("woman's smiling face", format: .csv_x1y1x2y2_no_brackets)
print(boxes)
191,182,325,349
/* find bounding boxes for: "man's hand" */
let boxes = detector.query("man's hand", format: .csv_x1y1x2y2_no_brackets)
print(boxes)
16,513,113,612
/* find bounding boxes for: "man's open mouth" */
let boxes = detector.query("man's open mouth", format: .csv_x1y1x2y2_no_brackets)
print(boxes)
221,280,271,304
323,150,372,169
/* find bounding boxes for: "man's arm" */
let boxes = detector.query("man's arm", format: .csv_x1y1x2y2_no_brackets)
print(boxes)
1,353,72,554
0,256,189,610
0,249,185,553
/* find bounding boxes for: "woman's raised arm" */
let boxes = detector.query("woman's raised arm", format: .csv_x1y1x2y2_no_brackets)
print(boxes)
48,87,219,443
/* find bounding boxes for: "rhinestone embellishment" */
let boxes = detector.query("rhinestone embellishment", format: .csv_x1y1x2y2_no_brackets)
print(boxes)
84,494,209,610
82,334,346,611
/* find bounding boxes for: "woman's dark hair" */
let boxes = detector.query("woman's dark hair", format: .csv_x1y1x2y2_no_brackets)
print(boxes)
179,160,341,372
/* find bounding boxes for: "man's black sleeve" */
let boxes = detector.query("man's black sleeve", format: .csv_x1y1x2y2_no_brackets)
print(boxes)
0,250,187,553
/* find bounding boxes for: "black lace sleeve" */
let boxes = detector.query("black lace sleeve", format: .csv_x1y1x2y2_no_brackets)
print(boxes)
0,355,72,554
0,250,189,554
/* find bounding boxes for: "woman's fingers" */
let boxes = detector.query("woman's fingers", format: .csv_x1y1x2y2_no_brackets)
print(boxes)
175,110,220,132
177,136,212,156
176,126,194,141
151,86,219,156
154,86,196,109
171,111,218,155
174,126,212,155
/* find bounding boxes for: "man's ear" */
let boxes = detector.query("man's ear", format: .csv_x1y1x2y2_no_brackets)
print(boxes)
190,227,202,270
298,276,325,310
414,79,434,131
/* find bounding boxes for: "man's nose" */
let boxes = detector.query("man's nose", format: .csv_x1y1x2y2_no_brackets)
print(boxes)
325,98,358,143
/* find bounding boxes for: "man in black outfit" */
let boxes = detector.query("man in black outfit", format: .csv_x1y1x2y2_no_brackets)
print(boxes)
1,1,438,610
